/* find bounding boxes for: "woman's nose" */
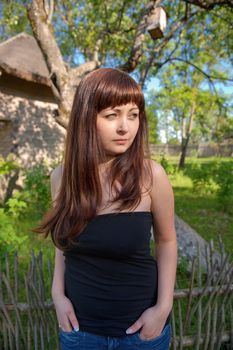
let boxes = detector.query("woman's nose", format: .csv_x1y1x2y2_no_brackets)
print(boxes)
117,118,129,133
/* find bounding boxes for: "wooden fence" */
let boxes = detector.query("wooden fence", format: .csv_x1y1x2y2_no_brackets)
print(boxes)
0,240,232,350
150,143,233,157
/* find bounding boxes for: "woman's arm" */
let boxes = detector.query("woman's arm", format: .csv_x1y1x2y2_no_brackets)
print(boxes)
151,161,177,313
51,248,65,300
50,166,65,298
126,160,177,339
50,166,79,332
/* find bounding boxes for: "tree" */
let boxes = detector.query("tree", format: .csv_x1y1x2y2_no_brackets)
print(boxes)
0,0,232,129
146,105,160,144
148,72,232,168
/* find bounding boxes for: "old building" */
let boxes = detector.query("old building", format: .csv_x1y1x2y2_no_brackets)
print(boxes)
0,32,65,201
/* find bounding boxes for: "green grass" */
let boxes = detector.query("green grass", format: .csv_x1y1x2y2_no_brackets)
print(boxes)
161,156,233,255
13,211,55,258
0,211,55,301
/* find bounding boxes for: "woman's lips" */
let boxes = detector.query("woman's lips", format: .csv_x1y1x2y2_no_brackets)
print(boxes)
113,139,128,144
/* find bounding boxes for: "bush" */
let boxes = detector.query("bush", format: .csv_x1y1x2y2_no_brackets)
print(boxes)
186,162,217,194
159,153,176,175
0,153,20,176
22,164,51,217
186,160,233,213
0,162,52,255
214,161,233,214
0,208,28,256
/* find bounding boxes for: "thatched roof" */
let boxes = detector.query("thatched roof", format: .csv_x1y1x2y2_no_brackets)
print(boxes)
0,32,51,86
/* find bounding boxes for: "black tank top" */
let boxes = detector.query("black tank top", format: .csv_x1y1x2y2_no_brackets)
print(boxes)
64,211,170,337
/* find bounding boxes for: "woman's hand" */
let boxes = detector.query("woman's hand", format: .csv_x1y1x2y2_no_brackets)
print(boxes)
126,305,170,340
53,294,79,332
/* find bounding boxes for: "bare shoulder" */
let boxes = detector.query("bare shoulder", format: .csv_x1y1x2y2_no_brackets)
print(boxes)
148,160,176,240
50,163,63,182
50,163,63,202
146,159,168,182
147,159,173,198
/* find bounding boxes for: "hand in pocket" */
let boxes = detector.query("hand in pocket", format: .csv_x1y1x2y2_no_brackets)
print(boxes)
53,294,79,332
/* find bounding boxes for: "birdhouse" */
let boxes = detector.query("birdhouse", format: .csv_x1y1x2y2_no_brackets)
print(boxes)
147,7,167,40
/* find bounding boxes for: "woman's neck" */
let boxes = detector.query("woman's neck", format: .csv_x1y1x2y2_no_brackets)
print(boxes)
98,158,114,171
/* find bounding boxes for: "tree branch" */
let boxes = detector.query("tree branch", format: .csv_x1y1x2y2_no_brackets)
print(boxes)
150,56,230,102
139,11,198,88
27,0,74,120
169,57,233,82
47,0,54,24
93,38,102,63
27,0,68,94
182,0,233,10
53,110,68,129
115,0,128,30
118,0,163,72
154,11,198,53
69,61,99,87
43,0,54,23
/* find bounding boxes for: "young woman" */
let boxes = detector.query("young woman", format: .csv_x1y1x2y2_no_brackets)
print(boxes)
35,68,177,350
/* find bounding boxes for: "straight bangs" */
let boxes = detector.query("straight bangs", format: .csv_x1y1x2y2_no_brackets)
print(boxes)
93,69,145,113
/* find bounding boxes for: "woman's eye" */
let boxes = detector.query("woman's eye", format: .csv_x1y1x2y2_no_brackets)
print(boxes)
129,113,139,119
105,114,117,119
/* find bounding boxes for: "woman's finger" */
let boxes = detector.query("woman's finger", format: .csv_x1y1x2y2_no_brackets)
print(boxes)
126,318,143,334
58,315,73,332
67,311,79,331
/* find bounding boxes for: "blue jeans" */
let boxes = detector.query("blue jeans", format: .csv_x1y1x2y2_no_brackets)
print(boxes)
59,323,171,350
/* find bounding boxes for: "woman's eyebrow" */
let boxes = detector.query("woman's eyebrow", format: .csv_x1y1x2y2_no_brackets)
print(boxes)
129,108,139,111
111,107,139,112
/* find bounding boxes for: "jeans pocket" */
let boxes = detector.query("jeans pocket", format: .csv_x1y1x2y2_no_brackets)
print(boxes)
60,329,78,334
136,323,171,345
59,329,81,348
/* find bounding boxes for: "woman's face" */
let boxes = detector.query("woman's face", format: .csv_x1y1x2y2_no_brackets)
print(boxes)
96,102,140,160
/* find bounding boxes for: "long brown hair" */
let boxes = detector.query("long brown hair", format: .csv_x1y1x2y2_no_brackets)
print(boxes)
33,68,152,249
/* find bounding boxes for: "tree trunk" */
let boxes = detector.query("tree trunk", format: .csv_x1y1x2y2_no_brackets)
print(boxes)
179,134,190,169
178,103,195,170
